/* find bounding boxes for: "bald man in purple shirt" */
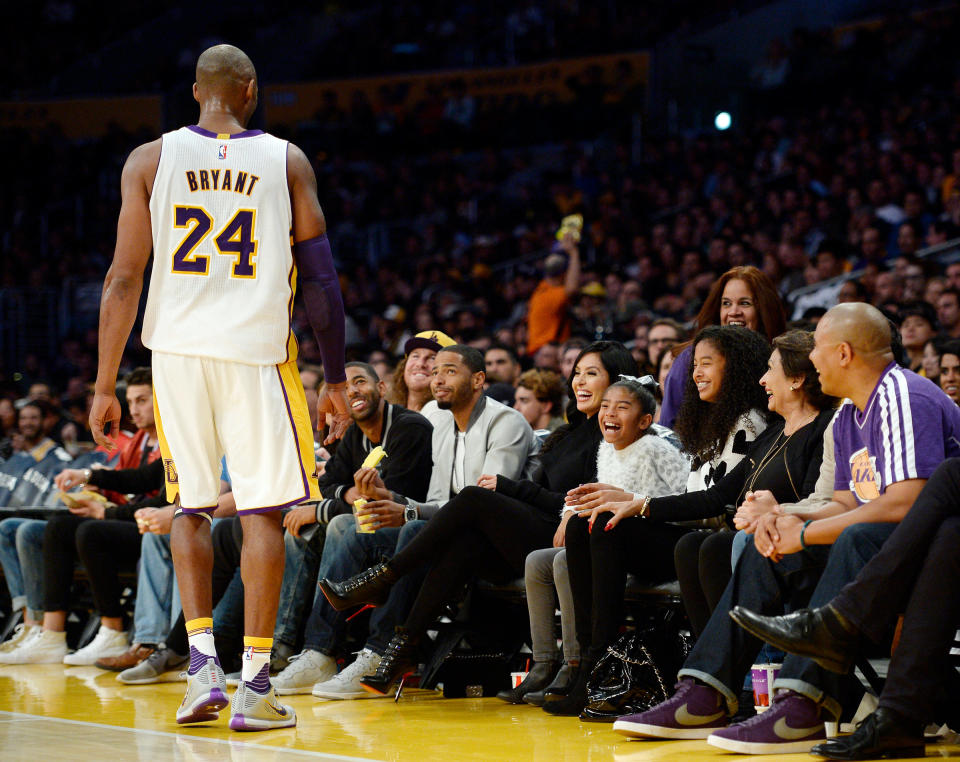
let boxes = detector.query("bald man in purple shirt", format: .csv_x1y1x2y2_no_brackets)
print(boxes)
614,304,960,755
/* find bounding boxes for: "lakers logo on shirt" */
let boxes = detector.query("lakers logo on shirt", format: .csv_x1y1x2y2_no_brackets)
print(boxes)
848,447,880,501
164,458,179,485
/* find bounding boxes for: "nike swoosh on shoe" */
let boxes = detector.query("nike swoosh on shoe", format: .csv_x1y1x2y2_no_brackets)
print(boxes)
675,705,727,726
774,717,821,740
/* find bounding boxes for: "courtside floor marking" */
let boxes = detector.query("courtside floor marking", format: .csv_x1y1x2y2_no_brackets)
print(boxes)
0,710,379,761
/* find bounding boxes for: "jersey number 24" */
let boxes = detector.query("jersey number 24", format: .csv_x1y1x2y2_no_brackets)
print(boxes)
171,206,257,279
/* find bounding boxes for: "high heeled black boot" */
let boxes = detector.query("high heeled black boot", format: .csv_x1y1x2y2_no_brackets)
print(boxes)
524,662,579,706
359,628,419,698
496,660,559,704
542,660,593,717
318,561,398,611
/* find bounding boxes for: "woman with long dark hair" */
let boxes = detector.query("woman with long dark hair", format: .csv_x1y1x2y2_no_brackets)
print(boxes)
317,341,638,696
549,326,772,716
659,266,786,428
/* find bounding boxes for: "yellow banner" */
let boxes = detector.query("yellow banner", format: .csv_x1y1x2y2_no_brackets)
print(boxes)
0,95,162,139
264,51,649,129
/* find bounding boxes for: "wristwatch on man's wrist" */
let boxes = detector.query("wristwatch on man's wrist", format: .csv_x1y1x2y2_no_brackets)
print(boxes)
403,504,418,524
81,468,93,485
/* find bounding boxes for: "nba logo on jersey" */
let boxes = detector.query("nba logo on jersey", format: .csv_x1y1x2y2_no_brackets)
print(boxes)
218,144,227,160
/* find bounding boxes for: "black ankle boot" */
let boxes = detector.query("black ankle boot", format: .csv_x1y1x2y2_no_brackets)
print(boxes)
359,628,419,697
496,660,559,704
318,561,398,611
542,661,592,717
525,663,579,706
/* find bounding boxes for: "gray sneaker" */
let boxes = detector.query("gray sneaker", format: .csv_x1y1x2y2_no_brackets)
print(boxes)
177,654,230,724
272,650,338,695
229,682,296,731
312,648,384,700
117,646,188,685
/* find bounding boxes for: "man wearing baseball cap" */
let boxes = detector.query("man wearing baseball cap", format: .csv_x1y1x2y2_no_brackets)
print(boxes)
388,330,457,412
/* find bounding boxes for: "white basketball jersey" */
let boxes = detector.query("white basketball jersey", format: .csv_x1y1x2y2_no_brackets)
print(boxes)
143,126,296,365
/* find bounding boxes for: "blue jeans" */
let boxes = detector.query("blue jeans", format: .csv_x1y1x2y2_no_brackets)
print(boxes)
303,513,427,656
275,525,326,649
680,522,896,719
133,532,181,644
0,518,45,617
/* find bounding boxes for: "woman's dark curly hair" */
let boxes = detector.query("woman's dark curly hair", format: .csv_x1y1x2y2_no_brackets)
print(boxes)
674,325,772,464
541,340,637,454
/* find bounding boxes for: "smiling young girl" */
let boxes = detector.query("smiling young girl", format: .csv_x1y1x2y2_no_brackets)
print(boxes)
594,378,688,499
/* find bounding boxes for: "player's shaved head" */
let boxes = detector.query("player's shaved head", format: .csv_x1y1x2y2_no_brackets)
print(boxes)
196,44,257,93
821,302,893,358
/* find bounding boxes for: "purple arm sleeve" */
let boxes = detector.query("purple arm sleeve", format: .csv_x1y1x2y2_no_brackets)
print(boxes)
292,234,347,384
658,345,691,429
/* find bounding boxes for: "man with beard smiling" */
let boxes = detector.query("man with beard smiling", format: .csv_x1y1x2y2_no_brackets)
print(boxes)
273,347,538,698
269,361,433,677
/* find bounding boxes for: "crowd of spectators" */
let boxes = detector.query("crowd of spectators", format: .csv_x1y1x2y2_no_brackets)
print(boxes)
6,9,960,408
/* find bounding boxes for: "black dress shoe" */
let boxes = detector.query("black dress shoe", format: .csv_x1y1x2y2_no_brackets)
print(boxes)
810,707,925,760
359,628,418,698
729,604,858,673
496,660,559,704
525,663,579,706
318,561,398,612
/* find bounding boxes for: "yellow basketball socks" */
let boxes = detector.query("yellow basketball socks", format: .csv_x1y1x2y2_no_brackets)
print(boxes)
242,636,272,693
185,617,217,675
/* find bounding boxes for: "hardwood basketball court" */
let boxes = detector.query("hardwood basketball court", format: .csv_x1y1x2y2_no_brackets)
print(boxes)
0,664,956,760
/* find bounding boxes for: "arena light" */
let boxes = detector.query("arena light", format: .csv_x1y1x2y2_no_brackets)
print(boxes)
714,111,732,131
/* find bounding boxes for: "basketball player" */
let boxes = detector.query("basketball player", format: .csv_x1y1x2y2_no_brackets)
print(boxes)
90,44,350,731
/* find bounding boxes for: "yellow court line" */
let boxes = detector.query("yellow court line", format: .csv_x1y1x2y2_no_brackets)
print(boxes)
0,710,377,762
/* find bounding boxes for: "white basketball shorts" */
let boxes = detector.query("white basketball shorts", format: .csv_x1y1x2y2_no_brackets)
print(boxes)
151,351,320,514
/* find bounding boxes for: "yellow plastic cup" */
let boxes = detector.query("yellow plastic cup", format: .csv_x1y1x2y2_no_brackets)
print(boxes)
353,498,376,533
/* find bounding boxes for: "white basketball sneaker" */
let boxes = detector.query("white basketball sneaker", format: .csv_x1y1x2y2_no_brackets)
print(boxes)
63,625,129,666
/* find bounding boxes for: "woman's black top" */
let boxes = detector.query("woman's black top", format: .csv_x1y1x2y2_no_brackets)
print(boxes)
495,419,604,521
647,407,833,524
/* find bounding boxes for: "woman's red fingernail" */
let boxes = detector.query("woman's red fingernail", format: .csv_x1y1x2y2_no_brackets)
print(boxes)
588,522,593,533
604,524,612,532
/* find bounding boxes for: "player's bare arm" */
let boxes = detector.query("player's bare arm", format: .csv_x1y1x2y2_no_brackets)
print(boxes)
287,143,350,443
90,139,161,448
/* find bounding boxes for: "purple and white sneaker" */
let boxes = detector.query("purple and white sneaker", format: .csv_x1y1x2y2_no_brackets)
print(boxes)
229,684,296,731
613,678,730,739
176,651,229,724
707,690,826,754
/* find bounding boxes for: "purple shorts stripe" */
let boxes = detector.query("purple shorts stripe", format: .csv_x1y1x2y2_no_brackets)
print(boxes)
178,504,218,515
236,494,309,515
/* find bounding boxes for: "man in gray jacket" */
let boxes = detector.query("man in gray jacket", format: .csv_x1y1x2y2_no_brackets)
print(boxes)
272,345,538,698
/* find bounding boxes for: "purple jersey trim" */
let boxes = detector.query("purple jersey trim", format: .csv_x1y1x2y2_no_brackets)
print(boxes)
187,125,264,139
178,504,218,515
854,361,896,428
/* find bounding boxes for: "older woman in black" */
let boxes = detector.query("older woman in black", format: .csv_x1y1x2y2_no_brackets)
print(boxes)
318,341,638,695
